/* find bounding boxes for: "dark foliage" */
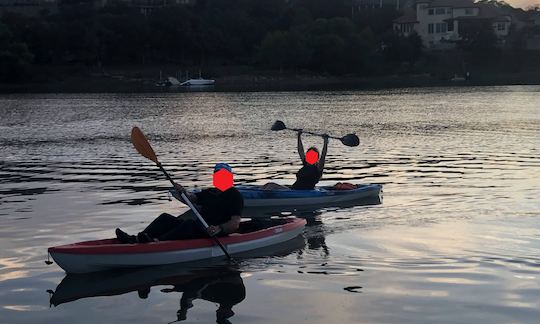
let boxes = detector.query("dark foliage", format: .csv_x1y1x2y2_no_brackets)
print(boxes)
1,0,533,82
0,22,33,82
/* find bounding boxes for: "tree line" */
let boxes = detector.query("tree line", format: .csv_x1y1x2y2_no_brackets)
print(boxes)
1,0,538,83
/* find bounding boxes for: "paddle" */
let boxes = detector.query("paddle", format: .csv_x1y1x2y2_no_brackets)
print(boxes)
130,126,232,260
271,120,360,147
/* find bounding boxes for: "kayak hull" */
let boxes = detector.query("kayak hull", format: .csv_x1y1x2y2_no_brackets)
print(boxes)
49,218,305,274
237,183,382,208
177,183,382,208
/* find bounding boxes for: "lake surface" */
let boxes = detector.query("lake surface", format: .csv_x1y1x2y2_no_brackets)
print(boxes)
0,86,539,323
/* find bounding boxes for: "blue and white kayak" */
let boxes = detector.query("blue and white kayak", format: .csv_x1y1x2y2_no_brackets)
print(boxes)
175,183,382,208
236,184,383,208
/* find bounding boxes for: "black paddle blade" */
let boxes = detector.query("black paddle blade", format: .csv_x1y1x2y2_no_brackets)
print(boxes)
271,120,287,131
341,134,360,147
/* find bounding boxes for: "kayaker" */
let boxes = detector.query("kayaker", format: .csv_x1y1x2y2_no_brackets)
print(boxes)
263,130,329,190
115,163,243,243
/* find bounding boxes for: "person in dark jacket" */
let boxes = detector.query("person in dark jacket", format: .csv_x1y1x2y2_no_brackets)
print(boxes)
115,163,243,243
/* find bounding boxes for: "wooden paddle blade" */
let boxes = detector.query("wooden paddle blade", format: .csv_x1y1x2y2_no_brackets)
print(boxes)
341,134,360,147
271,120,287,131
131,127,159,164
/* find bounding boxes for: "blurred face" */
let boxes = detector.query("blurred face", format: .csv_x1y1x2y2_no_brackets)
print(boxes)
305,149,319,165
213,168,233,191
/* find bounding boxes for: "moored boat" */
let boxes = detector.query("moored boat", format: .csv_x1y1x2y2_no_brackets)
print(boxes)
180,78,215,86
48,218,306,274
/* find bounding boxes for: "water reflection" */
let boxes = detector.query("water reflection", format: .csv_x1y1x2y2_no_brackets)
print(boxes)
164,269,244,324
50,266,245,324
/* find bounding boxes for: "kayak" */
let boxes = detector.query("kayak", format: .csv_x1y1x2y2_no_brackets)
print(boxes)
176,183,382,208
49,236,305,306
237,184,382,207
48,218,306,274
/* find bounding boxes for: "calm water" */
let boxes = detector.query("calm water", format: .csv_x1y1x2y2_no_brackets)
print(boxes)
0,86,539,323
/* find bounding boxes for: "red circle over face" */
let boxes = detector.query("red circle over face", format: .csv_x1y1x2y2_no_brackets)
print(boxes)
305,150,319,165
213,169,234,191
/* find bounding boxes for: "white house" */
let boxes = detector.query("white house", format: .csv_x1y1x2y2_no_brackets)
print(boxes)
394,0,513,49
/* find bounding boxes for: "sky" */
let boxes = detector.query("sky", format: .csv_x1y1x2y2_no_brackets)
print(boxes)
506,0,540,9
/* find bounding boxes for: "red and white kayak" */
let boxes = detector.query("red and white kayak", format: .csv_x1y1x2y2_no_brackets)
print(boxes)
48,218,306,274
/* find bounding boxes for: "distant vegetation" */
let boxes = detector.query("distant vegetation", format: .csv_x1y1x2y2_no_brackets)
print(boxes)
0,0,538,83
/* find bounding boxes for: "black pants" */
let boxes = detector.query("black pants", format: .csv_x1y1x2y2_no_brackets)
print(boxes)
141,213,206,241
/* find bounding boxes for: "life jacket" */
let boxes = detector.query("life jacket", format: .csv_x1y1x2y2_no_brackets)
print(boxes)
333,182,357,190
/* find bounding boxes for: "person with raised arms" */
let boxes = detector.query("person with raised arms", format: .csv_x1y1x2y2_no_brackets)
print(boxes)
262,129,329,190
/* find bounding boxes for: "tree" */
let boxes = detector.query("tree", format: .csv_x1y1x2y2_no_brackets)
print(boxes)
0,23,33,82
459,20,498,54
257,31,311,70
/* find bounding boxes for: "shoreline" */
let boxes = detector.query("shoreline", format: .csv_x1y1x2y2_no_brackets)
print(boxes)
2,71,540,93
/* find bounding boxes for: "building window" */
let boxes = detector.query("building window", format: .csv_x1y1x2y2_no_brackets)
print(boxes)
435,23,447,33
447,8,452,14
428,9,434,15
435,8,446,15
447,21,454,31
403,24,412,33
428,24,434,34
497,23,506,31
465,8,473,15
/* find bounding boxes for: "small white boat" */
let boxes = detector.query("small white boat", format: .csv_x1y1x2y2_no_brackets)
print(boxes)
180,78,215,86
155,76,182,87
451,74,466,82
48,218,306,273
180,70,215,86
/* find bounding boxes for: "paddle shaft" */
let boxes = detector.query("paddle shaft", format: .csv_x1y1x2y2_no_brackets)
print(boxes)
156,163,232,259
130,127,231,259
286,127,339,140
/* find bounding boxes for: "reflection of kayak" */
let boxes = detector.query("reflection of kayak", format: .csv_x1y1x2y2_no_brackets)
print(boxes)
48,218,306,273
50,266,246,308
50,265,224,306
50,265,245,306
177,184,382,208
50,235,305,306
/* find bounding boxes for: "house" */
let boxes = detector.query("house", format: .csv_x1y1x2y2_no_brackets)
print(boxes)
393,0,514,49
531,11,540,26
126,0,195,16
354,0,406,9
0,0,58,16
525,11,540,50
